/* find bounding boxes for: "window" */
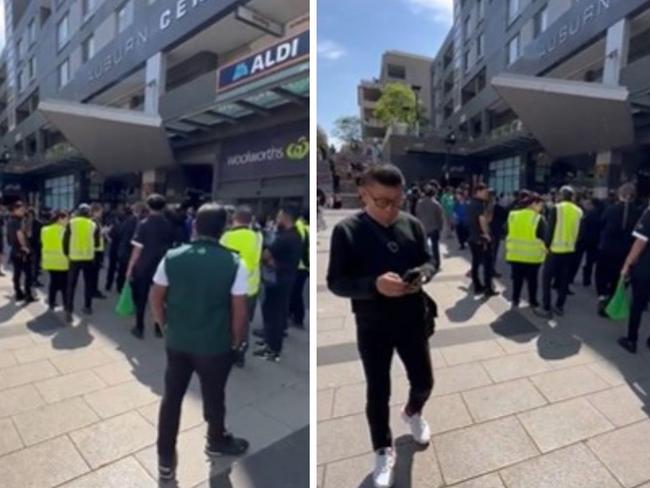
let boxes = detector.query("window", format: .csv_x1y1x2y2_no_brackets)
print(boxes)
386,64,406,79
534,6,548,38
16,38,22,60
489,157,521,196
476,33,485,59
17,70,23,92
28,57,36,79
464,16,471,39
82,34,95,63
508,0,520,23
476,0,484,20
27,19,36,45
57,14,69,50
464,50,471,72
58,59,70,88
116,1,134,33
507,34,520,65
45,176,75,211
82,0,95,19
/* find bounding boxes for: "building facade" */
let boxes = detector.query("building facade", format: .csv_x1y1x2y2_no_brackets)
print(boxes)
0,0,309,218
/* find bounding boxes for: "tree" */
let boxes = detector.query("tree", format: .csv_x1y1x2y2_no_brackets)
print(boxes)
333,116,362,146
374,82,420,126
317,126,330,161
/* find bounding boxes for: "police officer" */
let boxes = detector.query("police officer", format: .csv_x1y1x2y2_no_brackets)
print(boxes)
41,211,70,311
64,204,99,322
90,203,107,299
220,205,262,368
289,210,310,329
539,186,583,318
7,201,35,303
505,193,547,309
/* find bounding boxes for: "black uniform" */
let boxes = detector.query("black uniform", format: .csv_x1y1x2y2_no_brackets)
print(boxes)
570,204,603,287
468,198,495,293
624,207,650,344
7,215,34,300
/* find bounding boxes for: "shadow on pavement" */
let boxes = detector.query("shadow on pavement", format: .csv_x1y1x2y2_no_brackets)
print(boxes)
445,288,485,323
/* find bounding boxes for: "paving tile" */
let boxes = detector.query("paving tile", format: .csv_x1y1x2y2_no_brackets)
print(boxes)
50,348,115,374
462,379,547,423
495,336,538,355
92,357,163,386
69,411,156,469
318,388,334,421
0,435,90,488
12,397,99,446
0,350,17,368
0,334,35,351
434,416,538,485
255,385,309,429
12,343,70,364
420,393,473,435
440,340,506,366
317,361,366,390
482,352,552,383
517,397,613,453
529,365,609,402
587,383,650,427
449,474,505,488
35,370,106,404
587,420,650,488
58,456,156,488
0,359,59,390
588,357,650,387
331,380,409,419
0,418,23,456
432,362,493,396
500,443,620,488
318,413,373,465
317,465,325,488
138,396,205,432
0,384,45,417
83,380,160,418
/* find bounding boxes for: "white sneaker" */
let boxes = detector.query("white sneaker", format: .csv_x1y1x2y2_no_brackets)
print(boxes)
373,447,395,488
401,409,431,445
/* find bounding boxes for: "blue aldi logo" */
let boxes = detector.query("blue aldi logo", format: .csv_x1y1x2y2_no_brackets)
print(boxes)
218,30,309,91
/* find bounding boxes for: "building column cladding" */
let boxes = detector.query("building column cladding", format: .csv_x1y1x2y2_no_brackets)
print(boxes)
142,51,168,195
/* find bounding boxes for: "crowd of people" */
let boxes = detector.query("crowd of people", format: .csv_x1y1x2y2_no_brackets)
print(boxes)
0,195,309,479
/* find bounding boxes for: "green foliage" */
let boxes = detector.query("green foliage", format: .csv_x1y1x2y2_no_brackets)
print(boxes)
333,116,362,145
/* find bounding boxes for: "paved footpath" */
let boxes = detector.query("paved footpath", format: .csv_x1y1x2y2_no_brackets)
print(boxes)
317,209,650,488
0,269,308,488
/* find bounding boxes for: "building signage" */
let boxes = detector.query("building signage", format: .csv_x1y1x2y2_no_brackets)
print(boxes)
235,6,284,37
217,30,309,92
219,121,308,182
513,0,648,76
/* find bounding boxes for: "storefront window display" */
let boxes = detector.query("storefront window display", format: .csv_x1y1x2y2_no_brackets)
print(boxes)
489,156,521,196
44,175,75,211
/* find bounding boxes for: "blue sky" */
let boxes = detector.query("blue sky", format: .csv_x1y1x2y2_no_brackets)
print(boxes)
317,0,453,144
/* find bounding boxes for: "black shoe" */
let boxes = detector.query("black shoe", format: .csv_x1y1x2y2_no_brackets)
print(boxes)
0,270,5,277
511,302,520,309
290,321,305,330
535,308,553,319
93,292,107,300
553,306,564,316
493,272,503,278
131,327,144,339
33,281,44,288
253,347,280,362
105,285,112,293
483,289,499,298
154,324,163,338
24,295,37,304
255,339,266,347
158,453,177,481
252,328,265,338
473,285,486,295
64,312,73,324
82,306,93,315
15,291,25,301
205,433,250,457
530,301,540,309
567,288,575,296
235,353,245,369
618,337,637,354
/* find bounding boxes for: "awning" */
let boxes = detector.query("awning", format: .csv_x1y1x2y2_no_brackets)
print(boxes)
38,99,175,175
491,74,634,157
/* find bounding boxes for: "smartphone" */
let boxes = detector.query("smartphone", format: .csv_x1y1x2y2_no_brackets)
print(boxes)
402,268,423,286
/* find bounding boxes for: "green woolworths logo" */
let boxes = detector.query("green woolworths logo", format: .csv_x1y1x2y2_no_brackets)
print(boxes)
286,137,309,160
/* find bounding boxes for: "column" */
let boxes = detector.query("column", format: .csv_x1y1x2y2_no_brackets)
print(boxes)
142,52,168,197
595,18,630,198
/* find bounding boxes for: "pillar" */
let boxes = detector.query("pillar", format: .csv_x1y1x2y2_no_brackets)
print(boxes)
142,52,168,197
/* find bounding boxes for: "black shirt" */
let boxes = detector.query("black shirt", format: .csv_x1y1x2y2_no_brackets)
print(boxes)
632,206,650,280
118,215,139,261
327,211,430,318
6,216,24,252
132,214,175,279
468,198,487,243
268,227,302,284
599,202,644,256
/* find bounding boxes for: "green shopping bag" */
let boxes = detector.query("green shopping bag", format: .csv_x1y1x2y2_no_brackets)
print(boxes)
605,278,630,321
115,282,135,317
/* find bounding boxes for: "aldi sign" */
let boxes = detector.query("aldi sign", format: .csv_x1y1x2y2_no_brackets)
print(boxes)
217,30,309,91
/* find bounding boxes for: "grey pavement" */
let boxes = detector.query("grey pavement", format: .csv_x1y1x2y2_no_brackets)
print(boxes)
0,267,308,488
317,209,650,488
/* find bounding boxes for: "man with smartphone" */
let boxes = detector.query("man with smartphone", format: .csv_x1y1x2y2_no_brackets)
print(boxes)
327,164,435,488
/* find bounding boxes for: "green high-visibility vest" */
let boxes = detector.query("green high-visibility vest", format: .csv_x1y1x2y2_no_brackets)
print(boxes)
296,218,309,271
550,202,583,254
506,209,546,264
68,217,96,262
220,227,262,296
41,224,69,271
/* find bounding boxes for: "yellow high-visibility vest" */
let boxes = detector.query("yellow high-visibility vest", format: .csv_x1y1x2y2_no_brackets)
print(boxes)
506,209,546,264
68,217,96,262
220,227,263,296
550,202,583,254
296,218,309,271
41,224,69,271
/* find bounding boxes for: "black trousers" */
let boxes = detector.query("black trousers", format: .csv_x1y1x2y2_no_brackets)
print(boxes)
90,251,104,296
626,275,650,343
262,280,292,353
131,273,155,332
542,253,573,311
429,230,441,269
289,269,309,326
511,262,540,306
596,250,627,298
570,243,598,286
115,257,128,293
32,245,42,282
157,348,233,461
356,314,433,451
48,270,68,308
66,261,94,312
105,250,119,291
11,253,33,297
456,223,469,249
469,241,494,291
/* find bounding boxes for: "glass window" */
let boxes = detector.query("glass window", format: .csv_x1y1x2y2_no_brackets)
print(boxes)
28,19,36,45
57,14,69,50
507,34,520,65
44,176,75,211
58,59,70,88
82,0,95,19
508,0,520,23
116,1,134,33
534,6,548,38
476,33,485,59
16,38,22,60
464,50,471,72
17,70,23,92
386,64,406,79
82,34,95,63
476,0,484,20
28,57,36,79
464,16,471,39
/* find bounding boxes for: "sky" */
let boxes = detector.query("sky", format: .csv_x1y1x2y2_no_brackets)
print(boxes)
317,0,453,145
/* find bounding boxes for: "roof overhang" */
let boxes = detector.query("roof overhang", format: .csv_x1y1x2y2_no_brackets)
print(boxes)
491,74,634,157
38,99,175,175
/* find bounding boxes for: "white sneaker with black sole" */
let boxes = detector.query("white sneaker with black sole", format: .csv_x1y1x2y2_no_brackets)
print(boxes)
401,409,431,445
373,447,395,488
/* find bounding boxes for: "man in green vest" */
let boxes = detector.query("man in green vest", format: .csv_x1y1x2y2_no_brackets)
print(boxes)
220,205,262,368
90,203,107,300
63,204,100,322
41,211,70,311
539,186,584,318
149,203,249,481
289,210,310,329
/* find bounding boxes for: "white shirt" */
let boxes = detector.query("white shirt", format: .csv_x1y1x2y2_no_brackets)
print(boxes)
153,257,248,296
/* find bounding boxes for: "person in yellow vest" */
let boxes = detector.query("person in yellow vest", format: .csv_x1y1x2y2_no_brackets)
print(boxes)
539,186,584,318
505,193,547,310
63,204,100,322
289,211,310,329
41,211,70,311
90,203,107,300
220,206,261,368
